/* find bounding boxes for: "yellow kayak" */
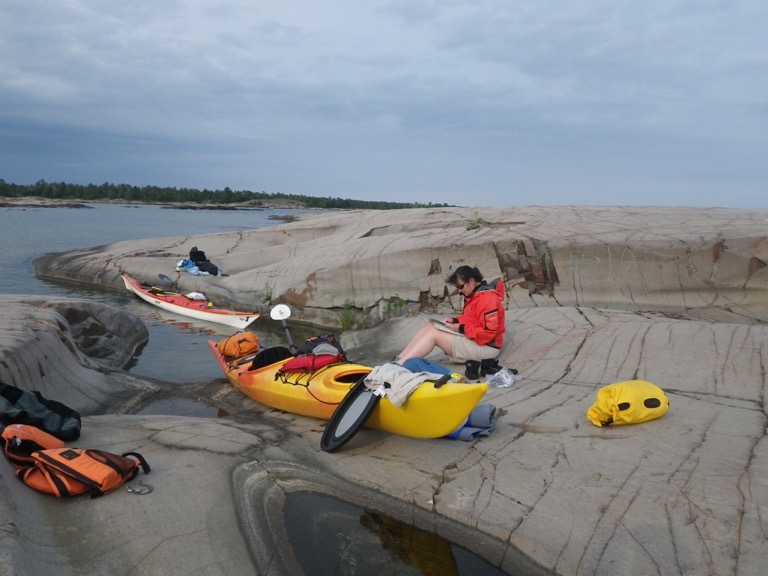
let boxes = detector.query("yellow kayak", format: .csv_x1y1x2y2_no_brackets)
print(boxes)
207,340,488,438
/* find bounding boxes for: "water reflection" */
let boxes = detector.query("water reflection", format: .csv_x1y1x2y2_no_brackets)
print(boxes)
284,491,507,576
39,275,321,381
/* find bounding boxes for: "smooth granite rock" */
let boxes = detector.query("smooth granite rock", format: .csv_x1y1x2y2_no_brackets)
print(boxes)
1,206,766,575
33,206,768,326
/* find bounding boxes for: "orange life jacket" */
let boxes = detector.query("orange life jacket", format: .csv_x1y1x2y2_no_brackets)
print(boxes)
2,423,150,498
217,331,260,359
2,423,65,468
16,448,150,498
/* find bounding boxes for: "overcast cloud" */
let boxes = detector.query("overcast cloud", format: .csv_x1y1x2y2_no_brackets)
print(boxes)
1,0,766,207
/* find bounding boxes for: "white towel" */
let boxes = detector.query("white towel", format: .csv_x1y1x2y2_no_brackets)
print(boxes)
363,363,445,408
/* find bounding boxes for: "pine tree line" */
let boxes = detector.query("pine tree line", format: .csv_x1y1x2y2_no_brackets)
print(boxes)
0,179,450,210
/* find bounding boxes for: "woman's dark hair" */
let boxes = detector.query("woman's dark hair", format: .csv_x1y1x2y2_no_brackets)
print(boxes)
447,265,484,286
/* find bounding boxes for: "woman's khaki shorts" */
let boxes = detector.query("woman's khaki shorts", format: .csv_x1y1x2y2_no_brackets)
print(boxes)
450,335,500,363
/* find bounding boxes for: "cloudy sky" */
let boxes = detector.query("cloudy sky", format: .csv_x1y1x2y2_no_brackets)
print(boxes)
1,1,766,207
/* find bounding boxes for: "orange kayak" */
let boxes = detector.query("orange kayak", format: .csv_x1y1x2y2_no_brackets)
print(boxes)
122,273,259,329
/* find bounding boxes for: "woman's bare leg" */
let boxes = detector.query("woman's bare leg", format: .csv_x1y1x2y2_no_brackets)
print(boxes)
397,323,455,362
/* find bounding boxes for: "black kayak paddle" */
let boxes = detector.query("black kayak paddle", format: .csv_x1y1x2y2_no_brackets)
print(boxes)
270,304,298,354
320,377,380,452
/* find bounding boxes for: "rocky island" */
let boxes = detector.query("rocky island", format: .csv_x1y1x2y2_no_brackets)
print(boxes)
2,205,767,575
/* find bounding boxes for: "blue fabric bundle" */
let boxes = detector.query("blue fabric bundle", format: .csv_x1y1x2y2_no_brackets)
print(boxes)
401,357,452,375
444,403,497,441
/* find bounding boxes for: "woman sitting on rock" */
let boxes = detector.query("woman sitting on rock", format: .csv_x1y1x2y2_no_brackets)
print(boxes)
395,265,505,369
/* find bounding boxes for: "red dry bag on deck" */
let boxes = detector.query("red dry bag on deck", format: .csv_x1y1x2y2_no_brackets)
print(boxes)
275,354,343,377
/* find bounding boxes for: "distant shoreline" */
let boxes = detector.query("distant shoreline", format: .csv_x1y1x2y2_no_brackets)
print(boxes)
0,196,313,216
0,197,93,209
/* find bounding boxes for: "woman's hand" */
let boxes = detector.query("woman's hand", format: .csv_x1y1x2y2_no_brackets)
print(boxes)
441,318,459,332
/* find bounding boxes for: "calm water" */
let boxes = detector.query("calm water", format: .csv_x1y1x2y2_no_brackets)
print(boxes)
0,202,304,381
285,491,508,576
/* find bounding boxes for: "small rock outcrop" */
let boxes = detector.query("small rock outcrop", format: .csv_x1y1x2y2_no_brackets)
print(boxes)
0,296,154,415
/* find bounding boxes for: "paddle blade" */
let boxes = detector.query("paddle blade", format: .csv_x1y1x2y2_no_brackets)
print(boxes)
269,304,296,351
270,304,291,321
158,274,178,291
321,378,380,452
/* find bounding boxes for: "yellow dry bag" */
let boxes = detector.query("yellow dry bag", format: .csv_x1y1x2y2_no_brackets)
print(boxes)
586,380,669,427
